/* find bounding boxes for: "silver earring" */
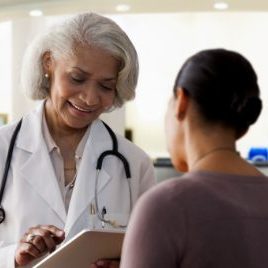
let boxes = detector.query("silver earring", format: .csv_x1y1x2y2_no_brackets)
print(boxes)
45,73,49,79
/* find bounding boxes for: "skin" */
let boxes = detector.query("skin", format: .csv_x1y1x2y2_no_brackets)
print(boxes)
90,260,120,268
15,225,65,266
15,45,121,267
165,87,264,176
44,45,119,133
165,89,188,171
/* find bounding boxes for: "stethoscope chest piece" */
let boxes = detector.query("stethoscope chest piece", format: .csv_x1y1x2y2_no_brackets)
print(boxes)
0,207,5,224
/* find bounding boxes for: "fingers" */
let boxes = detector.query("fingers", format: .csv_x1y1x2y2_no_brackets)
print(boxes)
15,242,40,267
27,226,63,251
15,238,45,267
19,241,41,258
40,225,65,244
15,225,65,266
24,234,47,254
24,225,64,251
92,260,120,268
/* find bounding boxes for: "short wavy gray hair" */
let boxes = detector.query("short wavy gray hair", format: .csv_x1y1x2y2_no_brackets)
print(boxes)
21,12,139,107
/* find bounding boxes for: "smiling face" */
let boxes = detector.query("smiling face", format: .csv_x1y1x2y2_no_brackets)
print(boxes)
43,45,120,131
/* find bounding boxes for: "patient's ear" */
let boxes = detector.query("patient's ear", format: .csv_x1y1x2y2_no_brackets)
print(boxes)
175,87,189,120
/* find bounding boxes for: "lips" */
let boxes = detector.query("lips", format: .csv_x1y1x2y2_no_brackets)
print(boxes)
69,101,96,113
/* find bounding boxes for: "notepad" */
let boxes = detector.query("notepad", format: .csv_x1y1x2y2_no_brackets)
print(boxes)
33,229,125,268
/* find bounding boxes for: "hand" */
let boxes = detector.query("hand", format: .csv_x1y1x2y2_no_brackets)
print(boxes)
90,259,120,268
15,225,65,267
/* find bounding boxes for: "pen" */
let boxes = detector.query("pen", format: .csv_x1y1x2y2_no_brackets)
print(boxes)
89,203,96,229
101,206,107,228
90,203,96,215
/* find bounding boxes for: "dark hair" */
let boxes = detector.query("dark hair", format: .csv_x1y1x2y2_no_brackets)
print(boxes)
173,48,262,135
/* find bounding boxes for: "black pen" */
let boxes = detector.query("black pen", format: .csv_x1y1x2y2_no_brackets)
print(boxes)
101,206,107,228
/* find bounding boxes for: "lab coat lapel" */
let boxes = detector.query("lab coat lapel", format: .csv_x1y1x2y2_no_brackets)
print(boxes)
17,103,66,223
19,148,67,223
64,120,112,235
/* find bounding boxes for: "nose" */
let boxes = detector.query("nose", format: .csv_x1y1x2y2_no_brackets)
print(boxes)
79,83,100,106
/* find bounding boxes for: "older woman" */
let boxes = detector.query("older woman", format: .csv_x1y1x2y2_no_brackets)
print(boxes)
121,49,268,268
0,13,155,267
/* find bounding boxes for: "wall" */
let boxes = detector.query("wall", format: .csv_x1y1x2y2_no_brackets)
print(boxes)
11,18,45,121
110,12,268,158
0,21,11,118
2,12,268,156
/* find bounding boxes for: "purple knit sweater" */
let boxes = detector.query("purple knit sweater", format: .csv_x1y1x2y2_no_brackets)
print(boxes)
121,171,268,268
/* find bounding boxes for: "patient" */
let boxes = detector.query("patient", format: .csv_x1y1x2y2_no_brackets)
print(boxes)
120,49,268,268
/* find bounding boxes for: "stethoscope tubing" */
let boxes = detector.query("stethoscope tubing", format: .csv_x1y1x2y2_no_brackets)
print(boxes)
0,119,22,223
95,122,132,227
94,169,132,228
0,119,132,226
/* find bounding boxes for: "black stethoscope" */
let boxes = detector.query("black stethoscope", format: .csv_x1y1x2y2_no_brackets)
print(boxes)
0,119,132,226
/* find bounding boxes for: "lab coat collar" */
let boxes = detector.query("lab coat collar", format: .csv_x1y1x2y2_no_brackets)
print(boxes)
16,101,44,153
17,101,67,222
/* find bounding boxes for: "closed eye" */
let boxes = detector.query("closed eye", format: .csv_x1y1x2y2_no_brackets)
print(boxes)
99,83,115,91
71,77,85,84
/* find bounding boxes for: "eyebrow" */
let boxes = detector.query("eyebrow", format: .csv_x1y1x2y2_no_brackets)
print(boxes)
72,67,117,81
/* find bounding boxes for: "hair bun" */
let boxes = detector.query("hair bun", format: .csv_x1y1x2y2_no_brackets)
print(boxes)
236,97,262,126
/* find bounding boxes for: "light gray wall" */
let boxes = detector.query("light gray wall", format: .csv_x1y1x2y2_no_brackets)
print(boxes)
110,12,268,158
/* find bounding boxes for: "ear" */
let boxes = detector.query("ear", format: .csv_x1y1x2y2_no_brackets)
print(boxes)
42,51,53,74
175,87,189,120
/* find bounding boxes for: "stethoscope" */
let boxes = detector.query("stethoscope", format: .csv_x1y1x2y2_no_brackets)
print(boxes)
0,119,132,227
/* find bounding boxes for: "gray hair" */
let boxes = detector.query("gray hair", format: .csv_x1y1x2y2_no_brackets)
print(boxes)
21,12,139,107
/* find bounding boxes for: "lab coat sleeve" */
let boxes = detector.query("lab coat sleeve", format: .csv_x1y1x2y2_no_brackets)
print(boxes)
0,243,17,268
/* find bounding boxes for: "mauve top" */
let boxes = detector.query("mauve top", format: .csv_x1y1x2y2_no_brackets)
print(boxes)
121,171,268,268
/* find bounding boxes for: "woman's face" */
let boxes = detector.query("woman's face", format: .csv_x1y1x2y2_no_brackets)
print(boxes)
44,45,120,130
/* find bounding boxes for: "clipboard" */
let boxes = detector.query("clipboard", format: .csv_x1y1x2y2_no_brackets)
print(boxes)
33,229,125,268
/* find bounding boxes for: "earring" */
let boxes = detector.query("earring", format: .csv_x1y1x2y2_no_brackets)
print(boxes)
43,73,50,89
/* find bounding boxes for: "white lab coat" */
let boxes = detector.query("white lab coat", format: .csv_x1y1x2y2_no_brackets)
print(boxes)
0,103,156,268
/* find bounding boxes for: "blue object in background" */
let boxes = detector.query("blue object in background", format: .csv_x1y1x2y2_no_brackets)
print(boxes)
248,147,268,162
